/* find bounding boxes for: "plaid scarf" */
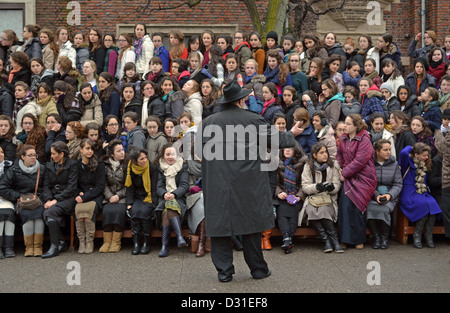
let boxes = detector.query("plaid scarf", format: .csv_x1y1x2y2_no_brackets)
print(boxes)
283,157,297,195
13,91,35,124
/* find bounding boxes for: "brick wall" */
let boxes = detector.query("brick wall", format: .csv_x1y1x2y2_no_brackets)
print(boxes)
35,0,266,37
35,0,447,71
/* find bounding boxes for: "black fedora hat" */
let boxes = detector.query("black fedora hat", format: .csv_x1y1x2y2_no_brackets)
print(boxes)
216,81,252,105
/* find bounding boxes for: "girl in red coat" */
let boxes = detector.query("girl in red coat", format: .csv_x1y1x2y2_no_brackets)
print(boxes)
336,114,377,249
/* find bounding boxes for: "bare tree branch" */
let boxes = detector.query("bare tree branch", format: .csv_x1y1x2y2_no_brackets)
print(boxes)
136,0,202,13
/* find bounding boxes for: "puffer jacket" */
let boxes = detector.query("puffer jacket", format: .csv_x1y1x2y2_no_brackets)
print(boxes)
360,84,384,123
103,157,127,204
135,35,154,75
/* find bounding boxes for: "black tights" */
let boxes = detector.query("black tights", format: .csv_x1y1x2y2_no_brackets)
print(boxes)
103,224,124,232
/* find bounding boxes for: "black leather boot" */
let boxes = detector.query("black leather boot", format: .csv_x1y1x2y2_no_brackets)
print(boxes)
169,216,186,247
413,217,427,249
311,220,332,253
4,236,15,258
379,221,390,250
424,214,436,248
130,219,141,255
158,225,171,257
42,219,61,259
322,219,344,253
367,219,381,249
140,219,152,254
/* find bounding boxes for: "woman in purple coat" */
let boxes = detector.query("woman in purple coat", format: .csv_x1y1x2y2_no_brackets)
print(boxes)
336,114,377,249
398,143,441,248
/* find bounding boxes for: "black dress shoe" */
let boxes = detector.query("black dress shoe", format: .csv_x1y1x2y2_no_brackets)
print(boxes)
218,274,233,283
253,270,272,280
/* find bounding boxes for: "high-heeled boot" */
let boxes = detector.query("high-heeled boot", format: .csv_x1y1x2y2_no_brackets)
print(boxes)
196,219,206,257
42,219,61,259
169,216,186,247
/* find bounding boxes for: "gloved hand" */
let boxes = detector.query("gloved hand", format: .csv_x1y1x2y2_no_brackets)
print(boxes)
315,183,325,192
325,183,335,192
200,67,212,78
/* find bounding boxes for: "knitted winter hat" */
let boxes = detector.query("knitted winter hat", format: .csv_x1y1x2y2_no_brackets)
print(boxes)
266,31,278,43
380,82,394,95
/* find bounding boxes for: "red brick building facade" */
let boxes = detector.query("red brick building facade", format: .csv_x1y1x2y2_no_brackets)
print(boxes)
27,0,450,69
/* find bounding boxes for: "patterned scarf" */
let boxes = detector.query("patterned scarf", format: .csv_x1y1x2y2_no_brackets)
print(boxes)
13,91,35,124
283,157,297,195
134,37,144,58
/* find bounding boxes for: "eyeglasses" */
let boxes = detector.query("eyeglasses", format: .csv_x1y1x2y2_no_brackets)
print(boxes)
107,123,119,127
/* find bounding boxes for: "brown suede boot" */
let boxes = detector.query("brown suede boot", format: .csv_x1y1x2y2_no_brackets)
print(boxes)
84,220,96,254
33,233,44,257
75,220,86,254
23,235,34,257
99,232,112,253
108,231,123,253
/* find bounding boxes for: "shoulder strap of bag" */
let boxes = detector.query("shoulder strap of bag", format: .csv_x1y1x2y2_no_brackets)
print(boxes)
34,166,40,195
402,165,410,180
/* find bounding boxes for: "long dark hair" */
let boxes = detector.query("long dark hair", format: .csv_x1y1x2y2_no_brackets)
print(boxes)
80,138,98,173
99,72,119,102
308,142,334,170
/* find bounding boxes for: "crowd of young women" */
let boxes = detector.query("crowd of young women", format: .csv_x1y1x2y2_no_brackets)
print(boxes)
0,24,449,260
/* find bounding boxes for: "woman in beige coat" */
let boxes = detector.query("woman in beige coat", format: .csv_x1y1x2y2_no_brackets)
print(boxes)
300,142,343,253
78,83,103,127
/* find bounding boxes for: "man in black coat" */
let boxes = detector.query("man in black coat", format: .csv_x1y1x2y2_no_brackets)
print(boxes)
196,81,302,282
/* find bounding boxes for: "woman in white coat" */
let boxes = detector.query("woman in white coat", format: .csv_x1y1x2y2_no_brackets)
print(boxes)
133,23,154,76
115,33,136,82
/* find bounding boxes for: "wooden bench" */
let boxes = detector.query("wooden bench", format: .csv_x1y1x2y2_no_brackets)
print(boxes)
395,208,445,245
69,213,372,250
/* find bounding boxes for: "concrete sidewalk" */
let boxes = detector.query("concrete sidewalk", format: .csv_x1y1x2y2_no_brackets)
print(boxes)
1,236,449,294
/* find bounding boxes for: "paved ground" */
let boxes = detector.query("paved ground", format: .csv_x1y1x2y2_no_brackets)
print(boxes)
1,235,449,297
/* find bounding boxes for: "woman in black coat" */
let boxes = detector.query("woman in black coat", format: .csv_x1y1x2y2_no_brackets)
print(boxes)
41,141,78,258
0,145,46,257
0,115,18,163
396,85,421,119
7,51,31,88
74,139,105,254
99,140,128,253
155,143,190,257
125,147,158,255
366,139,403,249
